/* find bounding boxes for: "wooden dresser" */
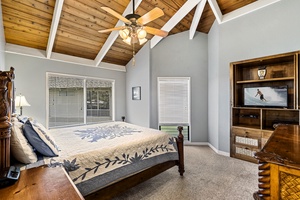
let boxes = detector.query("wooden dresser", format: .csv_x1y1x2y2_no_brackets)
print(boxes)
254,125,300,199
0,166,84,200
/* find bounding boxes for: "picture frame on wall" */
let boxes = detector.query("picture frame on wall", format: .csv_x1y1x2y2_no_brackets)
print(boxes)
132,86,141,100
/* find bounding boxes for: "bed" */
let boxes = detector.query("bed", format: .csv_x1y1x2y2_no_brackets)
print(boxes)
0,67,184,199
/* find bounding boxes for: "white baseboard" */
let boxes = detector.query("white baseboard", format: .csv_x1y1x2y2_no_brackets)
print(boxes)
185,141,230,157
184,141,209,146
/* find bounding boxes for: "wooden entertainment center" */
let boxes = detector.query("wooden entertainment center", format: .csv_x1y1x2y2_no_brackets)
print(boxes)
230,51,300,163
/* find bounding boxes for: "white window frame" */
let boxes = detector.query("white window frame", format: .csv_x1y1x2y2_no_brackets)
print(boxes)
157,77,191,139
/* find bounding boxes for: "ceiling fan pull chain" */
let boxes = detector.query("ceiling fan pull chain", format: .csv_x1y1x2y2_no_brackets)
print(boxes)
132,43,136,66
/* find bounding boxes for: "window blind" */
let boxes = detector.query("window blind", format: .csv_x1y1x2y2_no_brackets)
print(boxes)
158,77,190,125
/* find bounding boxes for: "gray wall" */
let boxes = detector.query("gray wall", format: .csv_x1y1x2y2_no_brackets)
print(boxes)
125,42,150,127
150,31,208,142
209,0,300,152
5,53,126,126
0,4,5,70
208,21,220,149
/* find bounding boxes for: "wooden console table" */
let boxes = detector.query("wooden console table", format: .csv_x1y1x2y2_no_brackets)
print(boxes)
254,125,300,199
0,166,84,200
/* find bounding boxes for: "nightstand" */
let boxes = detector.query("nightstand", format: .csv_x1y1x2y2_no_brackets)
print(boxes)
0,166,84,200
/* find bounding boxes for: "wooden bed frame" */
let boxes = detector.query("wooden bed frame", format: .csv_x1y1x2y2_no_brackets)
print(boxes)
0,67,185,199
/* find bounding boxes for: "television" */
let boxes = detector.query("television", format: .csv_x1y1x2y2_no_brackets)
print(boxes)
244,86,288,107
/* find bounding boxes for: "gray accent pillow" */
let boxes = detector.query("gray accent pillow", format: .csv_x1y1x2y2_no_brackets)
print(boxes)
23,120,59,157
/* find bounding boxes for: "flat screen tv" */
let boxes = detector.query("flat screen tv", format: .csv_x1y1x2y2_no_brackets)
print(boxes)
244,86,288,107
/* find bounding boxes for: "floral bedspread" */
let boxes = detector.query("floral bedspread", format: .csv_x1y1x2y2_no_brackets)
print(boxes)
43,122,178,196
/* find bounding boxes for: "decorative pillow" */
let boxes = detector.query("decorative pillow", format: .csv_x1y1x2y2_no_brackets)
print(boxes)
17,115,30,123
10,120,38,164
23,120,59,157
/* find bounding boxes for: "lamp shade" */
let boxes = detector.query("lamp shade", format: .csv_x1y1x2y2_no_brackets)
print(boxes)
119,28,130,40
15,95,31,107
137,28,147,39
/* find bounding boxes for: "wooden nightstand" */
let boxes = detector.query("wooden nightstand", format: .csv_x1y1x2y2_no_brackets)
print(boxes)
0,166,84,200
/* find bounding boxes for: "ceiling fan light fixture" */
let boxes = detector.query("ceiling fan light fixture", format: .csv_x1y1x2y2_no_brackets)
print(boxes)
123,37,132,45
139,38,147,45
119,28,130,39
137,28,147,39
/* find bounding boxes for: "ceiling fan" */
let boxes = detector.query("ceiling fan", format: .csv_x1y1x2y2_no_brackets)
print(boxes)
98,0,168,46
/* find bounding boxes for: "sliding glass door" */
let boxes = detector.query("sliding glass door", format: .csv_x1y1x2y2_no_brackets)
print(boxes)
48,74,114,128
49,76,84,127
86,79,112,123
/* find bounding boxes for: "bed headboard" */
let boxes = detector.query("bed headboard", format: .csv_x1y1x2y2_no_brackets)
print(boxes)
0,67,15,170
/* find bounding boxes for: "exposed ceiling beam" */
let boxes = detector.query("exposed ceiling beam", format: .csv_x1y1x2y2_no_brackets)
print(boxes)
94,0,143,67
207,0,222,24
150,0,201,48
46,0,64,59
189,0,206,40
221,0,281,23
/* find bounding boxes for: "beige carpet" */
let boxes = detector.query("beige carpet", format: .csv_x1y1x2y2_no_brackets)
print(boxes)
113,146,258,200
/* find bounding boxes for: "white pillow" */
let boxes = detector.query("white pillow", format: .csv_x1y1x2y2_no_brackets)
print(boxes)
10,121,38,164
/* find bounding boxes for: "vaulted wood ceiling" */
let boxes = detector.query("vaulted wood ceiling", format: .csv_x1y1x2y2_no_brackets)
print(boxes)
1,0,280,69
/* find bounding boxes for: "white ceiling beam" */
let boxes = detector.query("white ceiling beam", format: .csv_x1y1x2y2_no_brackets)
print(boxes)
94,0,143,67
151,0,201,48
221,0,281,23
46,0,64,59
189,0,206,40
207,0,222,24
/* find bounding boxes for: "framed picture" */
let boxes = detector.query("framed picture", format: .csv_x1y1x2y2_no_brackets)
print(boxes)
132,86,141,100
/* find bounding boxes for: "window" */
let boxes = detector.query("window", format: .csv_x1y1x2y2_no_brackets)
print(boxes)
158,77,190,140
47,73,114,128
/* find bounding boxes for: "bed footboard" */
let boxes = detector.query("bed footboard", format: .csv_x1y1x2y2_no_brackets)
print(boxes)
85,126,185,200
176,126,185,176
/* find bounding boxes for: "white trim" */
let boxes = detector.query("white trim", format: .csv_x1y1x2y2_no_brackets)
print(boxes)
5,43,126,72
112,81,115,121
184,141,209,146
184,142,230,157
45,74,50,129
221,0,281,23
208,143,230,156
46,0,64,58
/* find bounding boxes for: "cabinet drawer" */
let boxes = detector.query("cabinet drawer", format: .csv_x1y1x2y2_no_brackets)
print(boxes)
232,127,261,138
232,144,259,163
232,127,261,147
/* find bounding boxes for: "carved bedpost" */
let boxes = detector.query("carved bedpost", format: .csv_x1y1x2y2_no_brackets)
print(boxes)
0,67,14,170
176,126,185,176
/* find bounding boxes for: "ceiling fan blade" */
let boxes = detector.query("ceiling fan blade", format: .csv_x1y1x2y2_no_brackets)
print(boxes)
101,7,131,24
144,26,168,37
98,26,126,33
137,7,164,25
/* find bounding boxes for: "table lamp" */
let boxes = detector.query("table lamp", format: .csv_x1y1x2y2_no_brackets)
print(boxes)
15,94,30,115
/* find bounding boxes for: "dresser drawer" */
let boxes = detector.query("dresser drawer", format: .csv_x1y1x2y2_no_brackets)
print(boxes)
232,127,261,147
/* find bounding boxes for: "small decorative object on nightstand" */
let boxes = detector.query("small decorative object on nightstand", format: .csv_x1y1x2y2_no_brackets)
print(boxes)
257,66,267,79
122,116,125,122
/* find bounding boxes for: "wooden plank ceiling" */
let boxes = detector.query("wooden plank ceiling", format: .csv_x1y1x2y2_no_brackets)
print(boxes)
2,0,258,67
